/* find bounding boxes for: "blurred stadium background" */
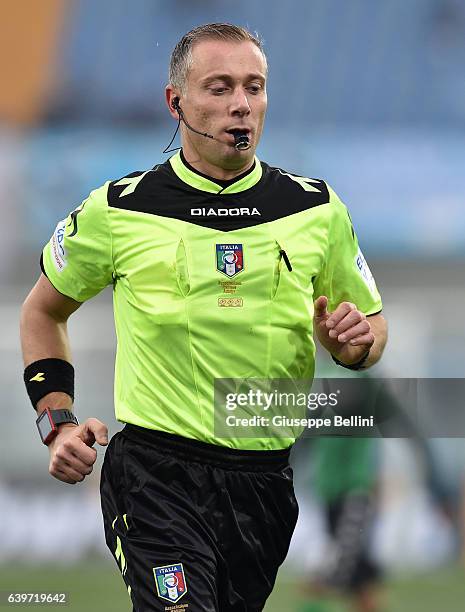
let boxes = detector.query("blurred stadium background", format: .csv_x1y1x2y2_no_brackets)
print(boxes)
1,1,465,610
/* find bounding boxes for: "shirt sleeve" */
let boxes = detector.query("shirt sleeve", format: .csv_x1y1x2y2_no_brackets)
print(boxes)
41,182,114,302
313,185,382,316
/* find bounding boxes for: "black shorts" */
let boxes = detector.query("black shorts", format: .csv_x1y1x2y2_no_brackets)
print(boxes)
100,425,299,612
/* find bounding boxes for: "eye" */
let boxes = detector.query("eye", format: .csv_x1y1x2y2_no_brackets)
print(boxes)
210,87,228,95
247,84,263,94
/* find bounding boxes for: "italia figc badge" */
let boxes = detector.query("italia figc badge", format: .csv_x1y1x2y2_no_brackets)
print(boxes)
216,244,243,278
153,563,187,604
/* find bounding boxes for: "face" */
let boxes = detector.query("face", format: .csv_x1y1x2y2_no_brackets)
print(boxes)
166,39,267,173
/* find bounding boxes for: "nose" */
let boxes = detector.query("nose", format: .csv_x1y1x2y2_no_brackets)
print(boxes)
230,88,251,116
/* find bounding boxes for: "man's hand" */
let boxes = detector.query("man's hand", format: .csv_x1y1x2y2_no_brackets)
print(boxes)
314,296,375,366
48,418,109,484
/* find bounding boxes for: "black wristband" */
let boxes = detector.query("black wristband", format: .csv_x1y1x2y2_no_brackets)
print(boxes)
332,350,370,371
24,358,74,410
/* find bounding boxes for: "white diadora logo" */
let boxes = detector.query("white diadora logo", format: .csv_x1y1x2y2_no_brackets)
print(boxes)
191,207,261,217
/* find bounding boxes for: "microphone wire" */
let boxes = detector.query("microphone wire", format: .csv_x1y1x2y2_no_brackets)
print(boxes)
162,115,182,154
163,105,249,152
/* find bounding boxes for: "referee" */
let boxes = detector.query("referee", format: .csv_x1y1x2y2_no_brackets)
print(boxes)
20,23,387,612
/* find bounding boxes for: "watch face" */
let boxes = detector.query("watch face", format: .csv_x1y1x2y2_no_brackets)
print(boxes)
36,409,56,445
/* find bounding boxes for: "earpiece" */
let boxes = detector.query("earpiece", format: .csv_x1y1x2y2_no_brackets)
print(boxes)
165,96,214,147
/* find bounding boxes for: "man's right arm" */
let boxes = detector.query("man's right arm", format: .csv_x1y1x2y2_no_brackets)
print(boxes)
21,273,80,372
20,273,108,484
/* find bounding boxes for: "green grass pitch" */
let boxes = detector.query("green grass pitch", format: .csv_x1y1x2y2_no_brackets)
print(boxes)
1,560,464,611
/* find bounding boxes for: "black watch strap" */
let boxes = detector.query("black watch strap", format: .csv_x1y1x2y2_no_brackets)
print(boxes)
332,350,370,371
50,409,78,426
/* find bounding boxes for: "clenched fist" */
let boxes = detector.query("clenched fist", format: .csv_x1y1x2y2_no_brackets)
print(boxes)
48,418,108,484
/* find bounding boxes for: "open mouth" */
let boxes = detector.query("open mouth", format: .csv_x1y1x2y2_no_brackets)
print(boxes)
225,128,250,137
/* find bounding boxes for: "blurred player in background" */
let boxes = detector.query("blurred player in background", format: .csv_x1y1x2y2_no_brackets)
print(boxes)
301,437,383,612
296,378,448,612
20,23,387,611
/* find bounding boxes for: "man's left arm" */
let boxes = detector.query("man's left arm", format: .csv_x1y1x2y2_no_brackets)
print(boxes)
314,295,387,369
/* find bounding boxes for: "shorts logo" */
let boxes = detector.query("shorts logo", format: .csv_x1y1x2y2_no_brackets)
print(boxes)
216,244,243,278
51,219,68,272
153,564,187,603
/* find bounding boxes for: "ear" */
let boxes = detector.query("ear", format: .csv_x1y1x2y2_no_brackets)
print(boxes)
165,85,181,120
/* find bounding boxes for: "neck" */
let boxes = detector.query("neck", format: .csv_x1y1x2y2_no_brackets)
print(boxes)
181,143,254,181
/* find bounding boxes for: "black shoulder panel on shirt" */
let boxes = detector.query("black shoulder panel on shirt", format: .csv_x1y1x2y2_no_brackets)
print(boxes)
107,160,330,231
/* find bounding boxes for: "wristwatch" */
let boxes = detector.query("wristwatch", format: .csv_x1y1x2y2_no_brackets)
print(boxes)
36,407,79,445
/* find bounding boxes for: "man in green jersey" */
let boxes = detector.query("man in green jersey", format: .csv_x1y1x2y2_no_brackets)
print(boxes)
20,23,387,612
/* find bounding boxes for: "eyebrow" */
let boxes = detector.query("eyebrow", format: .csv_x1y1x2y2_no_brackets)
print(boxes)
201,73,266,85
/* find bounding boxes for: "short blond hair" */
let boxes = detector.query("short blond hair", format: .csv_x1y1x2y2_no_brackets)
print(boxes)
169,23,267,93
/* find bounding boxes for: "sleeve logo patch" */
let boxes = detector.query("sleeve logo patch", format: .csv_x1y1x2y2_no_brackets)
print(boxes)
355,248,377,295
51,220,68,272
153,563,187,604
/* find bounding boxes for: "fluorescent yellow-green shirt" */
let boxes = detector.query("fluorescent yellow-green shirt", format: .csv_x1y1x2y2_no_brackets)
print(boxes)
42,152,382,450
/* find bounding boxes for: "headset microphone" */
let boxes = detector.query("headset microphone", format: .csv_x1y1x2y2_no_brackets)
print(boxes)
164,97,251,153
172,98,214,140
